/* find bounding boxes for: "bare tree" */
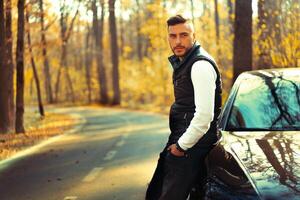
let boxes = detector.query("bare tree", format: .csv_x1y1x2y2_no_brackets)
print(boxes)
135,0,143,61
214,0,222,68
16,0,26,133
26,6,44,117
118,0,125,57
55,0,79,102
233,0,252,83
84,24,92,103
190,0,195,27
128,13,135,59
0,0,11,133
5,0,15,131
109,0,121,105
227,0,234,34
92,0,109,104
39,0,54,103
214,0,220,43
142,7,152,58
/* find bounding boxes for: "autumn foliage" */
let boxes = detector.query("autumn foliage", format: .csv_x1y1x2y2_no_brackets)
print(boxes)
0,0,299,134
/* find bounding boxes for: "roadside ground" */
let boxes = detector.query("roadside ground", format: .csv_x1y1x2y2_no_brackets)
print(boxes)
0,110,79,161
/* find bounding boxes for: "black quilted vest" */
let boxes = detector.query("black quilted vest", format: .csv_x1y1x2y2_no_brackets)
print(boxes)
167,43,222,147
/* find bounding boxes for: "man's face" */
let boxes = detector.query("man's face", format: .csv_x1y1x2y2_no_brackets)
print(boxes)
168,22,195,58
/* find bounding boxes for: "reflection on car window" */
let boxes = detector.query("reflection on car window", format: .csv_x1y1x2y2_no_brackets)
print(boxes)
227,72,300,131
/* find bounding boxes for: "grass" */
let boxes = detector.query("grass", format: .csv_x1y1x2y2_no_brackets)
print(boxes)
0,111,77,161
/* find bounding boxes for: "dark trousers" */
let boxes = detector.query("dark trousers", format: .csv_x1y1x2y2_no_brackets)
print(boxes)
146,144,212,200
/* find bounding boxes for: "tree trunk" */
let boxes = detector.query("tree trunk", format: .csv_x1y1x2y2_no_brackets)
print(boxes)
54,65,62,100
257,0,269,69
26,7,44,117
15,0,25,134
142,9,152,58
135,0,143,61
55,2,78,102
190,0,195,28
227,0,234,34
0,0,10,133
65,66,75,102
128,14,135,59
92,0,109,104
84,25,92,103
5,0,15,131
233,0,252,83
39,0,53,103
214,0,220,43
109,0,121,105
119,1,125,57
56,40,75,102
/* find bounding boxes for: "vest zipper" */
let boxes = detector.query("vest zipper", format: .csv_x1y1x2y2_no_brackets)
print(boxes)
184,113,187,128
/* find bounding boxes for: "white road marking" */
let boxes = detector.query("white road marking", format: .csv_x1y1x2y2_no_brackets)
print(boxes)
103,150,117,161
64,196,78,200
82,167,104,182
116,140,125,147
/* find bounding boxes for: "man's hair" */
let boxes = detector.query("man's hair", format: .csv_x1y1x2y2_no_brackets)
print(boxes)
167,15,188,26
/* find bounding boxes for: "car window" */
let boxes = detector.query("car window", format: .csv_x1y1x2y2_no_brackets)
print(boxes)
227,73,300,131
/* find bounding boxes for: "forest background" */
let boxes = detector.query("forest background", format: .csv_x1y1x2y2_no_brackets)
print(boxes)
0,0,299,134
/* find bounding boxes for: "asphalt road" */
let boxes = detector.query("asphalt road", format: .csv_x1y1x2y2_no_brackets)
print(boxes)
0,107,169,200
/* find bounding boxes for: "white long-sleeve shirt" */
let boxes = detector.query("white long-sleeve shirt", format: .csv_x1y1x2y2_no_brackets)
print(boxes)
177,58,217,150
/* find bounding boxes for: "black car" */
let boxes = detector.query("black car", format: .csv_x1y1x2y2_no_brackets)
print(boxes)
205,68,300,200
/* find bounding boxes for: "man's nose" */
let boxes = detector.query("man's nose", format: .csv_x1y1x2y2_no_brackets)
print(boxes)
175,36,181,44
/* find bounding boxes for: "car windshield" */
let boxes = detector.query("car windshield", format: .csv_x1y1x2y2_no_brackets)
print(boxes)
227,71,300,131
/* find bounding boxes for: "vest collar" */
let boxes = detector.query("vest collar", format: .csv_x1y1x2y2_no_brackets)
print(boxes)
168,42,201,71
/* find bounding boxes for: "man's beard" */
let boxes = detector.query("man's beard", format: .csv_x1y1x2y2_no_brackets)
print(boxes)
172,45,187,57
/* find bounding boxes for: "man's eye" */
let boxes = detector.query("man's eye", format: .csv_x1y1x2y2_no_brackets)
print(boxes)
169,35,176,39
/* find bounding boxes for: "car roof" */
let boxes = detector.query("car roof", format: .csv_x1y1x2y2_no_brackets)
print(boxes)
238,68,300,80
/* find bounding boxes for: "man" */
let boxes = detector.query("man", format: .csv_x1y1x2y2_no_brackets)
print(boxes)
145,15,222,200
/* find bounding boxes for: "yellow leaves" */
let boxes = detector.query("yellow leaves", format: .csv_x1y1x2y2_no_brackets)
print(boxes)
261,23,267,29
274,10,280,16
120,0,135,10
139,1,169,54
119,49,173,109
223,68,233,80
25,68,33,83
19,0,299,112
254,10,300,69
0,112,76,160
272,32,300,67
122,45,132,58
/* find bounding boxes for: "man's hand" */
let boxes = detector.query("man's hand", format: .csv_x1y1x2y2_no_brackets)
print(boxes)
167,144,185,157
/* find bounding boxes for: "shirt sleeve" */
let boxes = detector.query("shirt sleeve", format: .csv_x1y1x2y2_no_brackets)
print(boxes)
177,60,217,150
